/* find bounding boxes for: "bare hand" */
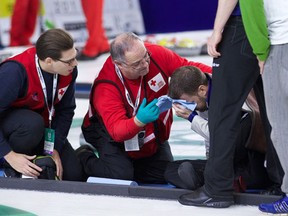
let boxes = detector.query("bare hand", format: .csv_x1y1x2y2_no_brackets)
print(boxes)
52,150,63,180
4,151,42,178
172,103,192,120
258,60,265,75
207,30,222,58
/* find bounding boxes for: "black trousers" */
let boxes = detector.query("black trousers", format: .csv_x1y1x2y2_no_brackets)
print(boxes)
205,16,283,196
79,141,173,184
81,121,173,184
0,109,85,181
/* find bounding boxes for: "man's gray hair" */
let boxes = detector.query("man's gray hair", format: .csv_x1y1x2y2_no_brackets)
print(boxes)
110,32,143,62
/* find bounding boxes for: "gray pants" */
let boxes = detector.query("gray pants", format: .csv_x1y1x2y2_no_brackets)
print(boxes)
263,44,288,193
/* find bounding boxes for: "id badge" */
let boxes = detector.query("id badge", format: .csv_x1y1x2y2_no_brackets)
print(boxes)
44,128,55,155
124,134,140,151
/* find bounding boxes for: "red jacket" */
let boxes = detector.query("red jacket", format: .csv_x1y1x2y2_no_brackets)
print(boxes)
83,43,211,159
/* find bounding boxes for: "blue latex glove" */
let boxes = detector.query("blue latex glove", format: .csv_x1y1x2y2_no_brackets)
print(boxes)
136,98,160,124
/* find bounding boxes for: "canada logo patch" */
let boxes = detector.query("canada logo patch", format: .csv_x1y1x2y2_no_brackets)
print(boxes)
58,86,68,101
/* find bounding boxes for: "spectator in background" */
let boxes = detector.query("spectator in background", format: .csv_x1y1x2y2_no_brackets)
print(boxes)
9,0,40,46
77,0,110,61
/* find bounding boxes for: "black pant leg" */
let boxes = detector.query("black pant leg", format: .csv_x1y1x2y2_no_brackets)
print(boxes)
0,109,45,155
79,139,135,180
134,141,173,184
164,159,206,189
205,17,260,196
234,113,272,189
240,150,272,189
233,113,252,171
61,139,86,181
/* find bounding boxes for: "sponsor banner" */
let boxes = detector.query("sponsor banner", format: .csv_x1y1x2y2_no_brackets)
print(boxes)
0,0,145,47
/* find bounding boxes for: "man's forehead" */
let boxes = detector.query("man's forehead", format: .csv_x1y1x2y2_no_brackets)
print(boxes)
125,44,146,62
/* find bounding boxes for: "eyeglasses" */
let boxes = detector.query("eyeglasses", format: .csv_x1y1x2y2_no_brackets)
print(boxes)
122,51,151,70
57,57,77,66
56,49,78,66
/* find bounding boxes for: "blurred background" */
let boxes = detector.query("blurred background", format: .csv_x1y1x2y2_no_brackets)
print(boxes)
0,0,217,49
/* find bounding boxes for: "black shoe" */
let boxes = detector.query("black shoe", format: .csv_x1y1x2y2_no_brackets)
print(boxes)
260,185,285,196
75,145,95,157
178,161,203,190
178,186,234,208
3,168,21,178
33,156,58,180
2,161,21,178
75,145,97,175
3,167,22,178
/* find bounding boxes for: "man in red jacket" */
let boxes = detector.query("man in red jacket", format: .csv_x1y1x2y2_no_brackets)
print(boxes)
0,29,85,181
78,32,211,184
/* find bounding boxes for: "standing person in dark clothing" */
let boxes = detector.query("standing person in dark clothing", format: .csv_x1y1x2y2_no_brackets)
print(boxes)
178,0,283,208
0,28,85,181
